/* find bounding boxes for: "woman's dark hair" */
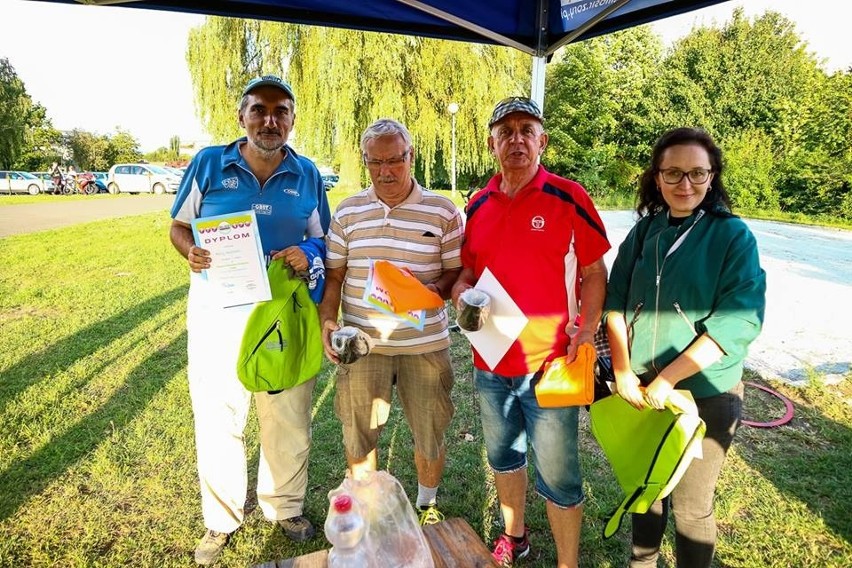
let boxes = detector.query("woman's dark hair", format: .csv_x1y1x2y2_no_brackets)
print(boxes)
636,127,733,218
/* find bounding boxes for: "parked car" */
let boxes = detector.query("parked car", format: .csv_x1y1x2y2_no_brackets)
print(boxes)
107,164,182,195
90,172,108,193
0,171,48,195
30,172,57,193
321,173,339,191
163,166,185,179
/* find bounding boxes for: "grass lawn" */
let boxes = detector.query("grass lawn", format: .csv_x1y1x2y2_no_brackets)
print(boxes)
0,209,849,567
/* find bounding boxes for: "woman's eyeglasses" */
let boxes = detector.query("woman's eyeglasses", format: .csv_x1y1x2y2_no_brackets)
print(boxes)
658,168,712,184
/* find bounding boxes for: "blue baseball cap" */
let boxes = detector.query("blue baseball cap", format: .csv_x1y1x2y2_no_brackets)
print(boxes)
242,75,296,102
488,96,543,128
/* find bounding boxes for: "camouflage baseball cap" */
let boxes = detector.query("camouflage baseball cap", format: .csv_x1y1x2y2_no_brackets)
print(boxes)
488,96,543,128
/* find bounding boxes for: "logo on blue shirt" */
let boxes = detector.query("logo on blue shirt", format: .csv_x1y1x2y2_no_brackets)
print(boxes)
222,177,239,189
253,203,272,215
283,188,300,197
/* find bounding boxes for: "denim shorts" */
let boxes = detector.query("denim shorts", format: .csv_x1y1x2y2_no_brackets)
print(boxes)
474,368,584,508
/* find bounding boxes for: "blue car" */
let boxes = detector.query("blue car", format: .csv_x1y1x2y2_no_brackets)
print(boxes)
91,172,109,193
321,173,339,191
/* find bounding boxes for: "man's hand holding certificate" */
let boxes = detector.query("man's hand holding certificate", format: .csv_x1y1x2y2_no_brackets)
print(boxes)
191,210,271,308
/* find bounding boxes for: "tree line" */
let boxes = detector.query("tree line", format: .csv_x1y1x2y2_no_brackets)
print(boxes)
185,8,850,219
0,58,184,172
545,10,851,220
2,9,849,219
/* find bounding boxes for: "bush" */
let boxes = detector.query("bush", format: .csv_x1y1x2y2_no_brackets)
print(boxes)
722,129,779,210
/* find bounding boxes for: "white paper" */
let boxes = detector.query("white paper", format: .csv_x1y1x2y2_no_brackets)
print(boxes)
191,210,271,308
461,268,528,370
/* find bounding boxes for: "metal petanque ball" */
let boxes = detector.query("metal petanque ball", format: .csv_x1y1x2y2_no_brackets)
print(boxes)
331,326,373,364
456,289,491,332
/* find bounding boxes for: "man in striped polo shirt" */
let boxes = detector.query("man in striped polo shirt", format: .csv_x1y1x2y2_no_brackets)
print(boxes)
452,97,610,567
319,118,463,526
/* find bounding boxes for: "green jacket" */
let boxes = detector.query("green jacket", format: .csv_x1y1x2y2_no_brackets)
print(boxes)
605,210,766,398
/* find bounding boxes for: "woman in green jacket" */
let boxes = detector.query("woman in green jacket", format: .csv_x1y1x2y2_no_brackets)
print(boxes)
604,128,766,568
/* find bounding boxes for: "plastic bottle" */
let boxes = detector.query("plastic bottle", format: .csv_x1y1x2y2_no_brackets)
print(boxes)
325,493,372,568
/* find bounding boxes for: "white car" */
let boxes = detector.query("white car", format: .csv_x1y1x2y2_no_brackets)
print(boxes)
107,164,182,195
0,171,47,195
163,166,185,178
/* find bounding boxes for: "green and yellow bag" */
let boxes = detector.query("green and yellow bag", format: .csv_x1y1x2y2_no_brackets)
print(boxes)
590,390,706,538
236,260,322,394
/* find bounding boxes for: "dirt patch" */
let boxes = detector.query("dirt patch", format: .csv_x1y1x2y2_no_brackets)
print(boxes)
0,305,63,323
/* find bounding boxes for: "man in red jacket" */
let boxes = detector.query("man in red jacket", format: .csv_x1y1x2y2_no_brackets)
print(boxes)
452,97,609,568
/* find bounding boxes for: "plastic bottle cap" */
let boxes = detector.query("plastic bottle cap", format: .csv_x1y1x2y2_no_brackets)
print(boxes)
333,494,353,513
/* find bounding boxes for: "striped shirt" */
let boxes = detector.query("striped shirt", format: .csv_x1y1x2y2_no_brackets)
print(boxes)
326,182,463,354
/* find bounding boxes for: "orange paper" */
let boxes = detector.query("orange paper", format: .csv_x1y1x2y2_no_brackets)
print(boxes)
367,260,444,313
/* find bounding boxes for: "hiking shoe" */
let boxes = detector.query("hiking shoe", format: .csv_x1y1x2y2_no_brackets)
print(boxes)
491,526,530,567
418,504,445,526
278,515,316,541
194,530,230,566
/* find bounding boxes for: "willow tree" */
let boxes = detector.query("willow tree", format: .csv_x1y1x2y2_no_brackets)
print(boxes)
186,18,529,186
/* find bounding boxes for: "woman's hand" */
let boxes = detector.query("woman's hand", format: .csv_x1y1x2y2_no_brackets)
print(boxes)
614,370,646,411
643,377,675,410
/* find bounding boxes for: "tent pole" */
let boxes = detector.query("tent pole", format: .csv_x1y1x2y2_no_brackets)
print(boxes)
529,0,548,108
530,55,546,108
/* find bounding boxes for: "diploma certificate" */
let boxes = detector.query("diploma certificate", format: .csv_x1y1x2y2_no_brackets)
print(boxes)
191,210,271,308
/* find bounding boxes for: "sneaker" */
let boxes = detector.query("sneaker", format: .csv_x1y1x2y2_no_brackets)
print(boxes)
491,526,530,567
417,504,445,526
194,530,230,566
278,515,316,541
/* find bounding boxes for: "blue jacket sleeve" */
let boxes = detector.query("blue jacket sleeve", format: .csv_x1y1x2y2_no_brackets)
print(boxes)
298,176,331,303
301,239,326,303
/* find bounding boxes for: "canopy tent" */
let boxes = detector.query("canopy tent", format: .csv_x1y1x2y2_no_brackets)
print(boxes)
33,0,730,104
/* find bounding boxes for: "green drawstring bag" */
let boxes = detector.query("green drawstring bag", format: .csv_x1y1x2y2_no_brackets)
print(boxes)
237,260,322,394
590,390,706,538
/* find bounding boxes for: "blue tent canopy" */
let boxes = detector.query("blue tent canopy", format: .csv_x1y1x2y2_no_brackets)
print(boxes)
33,0,729,56
31,0,730,102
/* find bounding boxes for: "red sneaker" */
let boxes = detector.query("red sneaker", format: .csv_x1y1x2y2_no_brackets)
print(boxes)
491,526,530,567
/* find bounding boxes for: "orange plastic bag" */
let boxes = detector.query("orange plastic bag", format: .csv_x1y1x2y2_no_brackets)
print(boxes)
535,343,595,407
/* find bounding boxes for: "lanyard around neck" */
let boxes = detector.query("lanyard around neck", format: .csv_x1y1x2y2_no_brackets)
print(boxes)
664,209,705,260
655,209,705,288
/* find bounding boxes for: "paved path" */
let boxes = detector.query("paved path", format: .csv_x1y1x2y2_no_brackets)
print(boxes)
0,195,173,238
2,199,849,384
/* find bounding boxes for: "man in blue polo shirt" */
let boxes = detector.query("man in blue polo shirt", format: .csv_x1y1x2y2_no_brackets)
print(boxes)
169,75,330,566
